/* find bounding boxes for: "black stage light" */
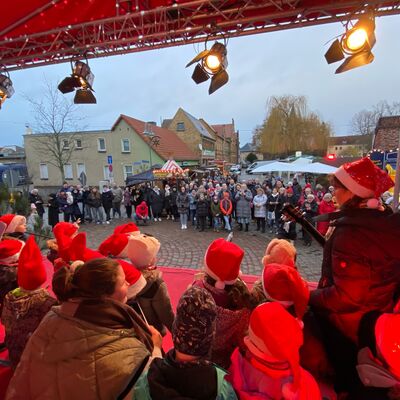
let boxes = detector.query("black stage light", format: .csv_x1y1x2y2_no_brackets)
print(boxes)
0,72,15,109
325,13,376,74
58,60,96,103
186,41,229,94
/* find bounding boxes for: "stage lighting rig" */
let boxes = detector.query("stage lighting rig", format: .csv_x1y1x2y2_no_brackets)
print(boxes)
325,12,376,74
58,60,96,104
0,70,15,109
186,40,229,94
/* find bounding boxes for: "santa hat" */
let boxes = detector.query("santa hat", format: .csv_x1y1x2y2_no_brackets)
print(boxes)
245,302,304,396
118,260,146,299
204,238,244,289
0,239,24,265
335,157,394,199
126,234,160,269
375,313,400,379
286,187,293,194
262,239,297,269
113,223,140,236
17,236,47,291
98,233,130,258
70,233,104,262
53,222,79,239
0,214,27,234
262,263,309,319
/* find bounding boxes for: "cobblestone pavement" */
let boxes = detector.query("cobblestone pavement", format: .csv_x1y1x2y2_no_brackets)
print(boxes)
82,217,323,281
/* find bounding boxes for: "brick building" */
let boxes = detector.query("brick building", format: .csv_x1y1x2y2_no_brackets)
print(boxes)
373,116,400,151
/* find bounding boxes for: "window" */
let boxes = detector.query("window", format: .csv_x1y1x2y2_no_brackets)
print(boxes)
63,163,73,180
103,165,110,180
77,163,86,178
98,138,106,152
75,139,82,149
176,122,185,131
62,139,70,150
123,165,133,180
39,163,48,180
121,139,131,153
339,146,342,150
335,146,338,150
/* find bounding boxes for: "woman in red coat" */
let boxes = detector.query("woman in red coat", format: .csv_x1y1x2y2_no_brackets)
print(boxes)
316,193,336,236
309,157,400,395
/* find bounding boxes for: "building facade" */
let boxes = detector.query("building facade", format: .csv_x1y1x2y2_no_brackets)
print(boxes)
327,134,373,157
373,116,400,151
240,143,263,164
24,114,198,191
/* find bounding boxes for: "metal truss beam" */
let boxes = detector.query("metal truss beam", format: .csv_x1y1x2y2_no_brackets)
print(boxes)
1,0,399,71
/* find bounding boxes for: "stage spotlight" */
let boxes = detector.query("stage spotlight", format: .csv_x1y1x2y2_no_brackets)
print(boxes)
58,60,96,103
186,41,229,94
325,13,376,74
0,72,15,109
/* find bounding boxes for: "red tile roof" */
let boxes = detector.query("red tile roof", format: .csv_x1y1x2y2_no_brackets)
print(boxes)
212,123,237,140
112,115,198,161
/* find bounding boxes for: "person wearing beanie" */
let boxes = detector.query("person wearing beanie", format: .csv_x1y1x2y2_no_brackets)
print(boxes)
227,302,321,400
309,157,400,394
0,214,28,241
0,239,24,310
235,184,253,232
1,236,56,369
134,286,238,400
125,233,174,336
353,311,400,399
193,238,253,368
135,201,149,225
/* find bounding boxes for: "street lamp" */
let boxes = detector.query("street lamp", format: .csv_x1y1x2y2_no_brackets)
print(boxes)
143,127,160,169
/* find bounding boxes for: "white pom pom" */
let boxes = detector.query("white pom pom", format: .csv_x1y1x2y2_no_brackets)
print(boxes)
366,198,380,209
215,280,225,290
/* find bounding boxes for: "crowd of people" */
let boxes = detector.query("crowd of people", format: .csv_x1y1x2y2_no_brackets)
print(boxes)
0,157,398,399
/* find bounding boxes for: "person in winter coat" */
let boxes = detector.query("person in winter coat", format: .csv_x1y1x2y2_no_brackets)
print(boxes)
71,186,84,223
135,201,149,225
210,195,222,232
220,191,233,232
188,189,197,226
266,187,279,233
176,186,190,230
170,186,179,220
196,193,209,232
85,187,104,224
235,184,253,232
300,194,318,246
123,187,133,219
317,193,336,236
150,186,164,221
126,234,175,336
134,286,238,400
47,193,60,228
57,190,74,223
28,189,45,219
101,185,114,224
227,302,321,400
309,157,400,394
6,258,162,400
193,239,252,369
1,237,56,369
253,187,267,233
111,183,124,219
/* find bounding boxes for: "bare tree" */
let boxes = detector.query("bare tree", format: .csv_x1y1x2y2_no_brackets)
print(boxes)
25,79,85,181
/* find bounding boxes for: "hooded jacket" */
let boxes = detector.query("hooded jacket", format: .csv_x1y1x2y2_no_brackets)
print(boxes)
310,208,400,342
6,300,151,400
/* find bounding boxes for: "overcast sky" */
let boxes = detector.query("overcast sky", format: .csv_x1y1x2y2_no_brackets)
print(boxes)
1,14,399,147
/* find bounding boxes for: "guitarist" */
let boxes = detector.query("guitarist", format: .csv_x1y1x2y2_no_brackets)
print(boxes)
308,157,400,396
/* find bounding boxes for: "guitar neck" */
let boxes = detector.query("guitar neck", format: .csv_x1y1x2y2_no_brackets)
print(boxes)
282,204,326,247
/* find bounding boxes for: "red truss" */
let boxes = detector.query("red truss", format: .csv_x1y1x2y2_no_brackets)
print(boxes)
1,0,399,71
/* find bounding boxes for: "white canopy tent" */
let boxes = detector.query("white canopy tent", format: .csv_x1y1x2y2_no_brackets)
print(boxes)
251,161,336,174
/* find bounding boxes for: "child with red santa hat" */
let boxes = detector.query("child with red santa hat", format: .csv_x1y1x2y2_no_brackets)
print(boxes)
0,214,27,241
228,302,321,400
192,238,253,368
1,236,56,369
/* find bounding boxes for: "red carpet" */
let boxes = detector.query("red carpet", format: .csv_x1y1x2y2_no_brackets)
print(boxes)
0,260,259,399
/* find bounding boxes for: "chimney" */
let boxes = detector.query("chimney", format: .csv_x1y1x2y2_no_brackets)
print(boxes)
25,124,33,135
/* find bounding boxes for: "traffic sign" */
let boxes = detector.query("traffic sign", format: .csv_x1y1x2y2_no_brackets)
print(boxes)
107,155,113,164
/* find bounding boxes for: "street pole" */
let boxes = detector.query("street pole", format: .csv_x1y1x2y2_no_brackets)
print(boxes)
392,134,400,211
